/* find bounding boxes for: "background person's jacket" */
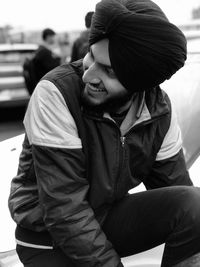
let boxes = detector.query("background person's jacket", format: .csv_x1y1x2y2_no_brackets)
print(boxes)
33,45,61,83
8,60,192,267
70,30,90,62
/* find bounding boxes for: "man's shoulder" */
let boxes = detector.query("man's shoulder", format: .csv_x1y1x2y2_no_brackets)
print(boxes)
41,60,84,104
36,45,49,54
34,45,51,62
79,30,89,41
145,86,171,117
74,30,89,44
43,59,83,82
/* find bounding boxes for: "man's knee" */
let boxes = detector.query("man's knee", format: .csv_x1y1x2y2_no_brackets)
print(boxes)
179,187,200,223
169,186,200,247
165,186,200,244
162,187,200,267
166,186,200,224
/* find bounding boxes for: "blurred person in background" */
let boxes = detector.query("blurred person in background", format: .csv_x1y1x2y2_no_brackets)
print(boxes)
70,11,94,62
8,0,200,267
57,33,71,63
33,28,61,83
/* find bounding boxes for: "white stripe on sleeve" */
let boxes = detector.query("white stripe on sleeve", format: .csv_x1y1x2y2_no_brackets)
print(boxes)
16,239,53,249
156,101,182,161
24,80,82,149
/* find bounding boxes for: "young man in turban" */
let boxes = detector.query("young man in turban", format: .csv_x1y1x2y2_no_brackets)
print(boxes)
8,0,200,266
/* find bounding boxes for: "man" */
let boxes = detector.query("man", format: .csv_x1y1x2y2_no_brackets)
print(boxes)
70,11,94,62
33,28,61,83
8,0,200,266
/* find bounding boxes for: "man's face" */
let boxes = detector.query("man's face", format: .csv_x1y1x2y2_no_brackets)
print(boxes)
82,39,131,110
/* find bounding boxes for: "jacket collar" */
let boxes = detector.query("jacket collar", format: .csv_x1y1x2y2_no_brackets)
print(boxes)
83,87,170,131
103,92,151,135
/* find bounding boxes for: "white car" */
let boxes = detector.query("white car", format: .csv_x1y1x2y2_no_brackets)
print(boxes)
0,43,37,108
1,40,200,266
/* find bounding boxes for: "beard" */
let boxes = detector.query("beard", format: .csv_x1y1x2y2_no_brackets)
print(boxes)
81,85,133,113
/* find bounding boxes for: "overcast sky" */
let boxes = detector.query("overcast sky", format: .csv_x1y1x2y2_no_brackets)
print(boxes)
0,0,200,32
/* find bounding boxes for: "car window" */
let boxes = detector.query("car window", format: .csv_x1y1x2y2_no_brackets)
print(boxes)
0,50,35,64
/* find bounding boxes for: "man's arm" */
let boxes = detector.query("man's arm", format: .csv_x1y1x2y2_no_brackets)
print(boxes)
143,102,193,190
24,80,123,267
144,149,192,189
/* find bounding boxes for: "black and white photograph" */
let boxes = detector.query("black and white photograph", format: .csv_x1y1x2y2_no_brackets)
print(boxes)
1,0,200,266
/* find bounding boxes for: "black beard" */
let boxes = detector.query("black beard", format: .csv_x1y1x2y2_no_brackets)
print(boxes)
81,88,133,113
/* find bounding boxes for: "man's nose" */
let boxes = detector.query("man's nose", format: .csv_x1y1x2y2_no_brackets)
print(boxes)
82,63,101,84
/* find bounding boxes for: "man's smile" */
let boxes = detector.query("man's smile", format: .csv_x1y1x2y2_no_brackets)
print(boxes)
86,83,107,94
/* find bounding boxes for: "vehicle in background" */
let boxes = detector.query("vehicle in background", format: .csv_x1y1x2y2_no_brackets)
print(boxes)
0,43,37,108
179,19,200,40
161,37,200,169
187,38,200,54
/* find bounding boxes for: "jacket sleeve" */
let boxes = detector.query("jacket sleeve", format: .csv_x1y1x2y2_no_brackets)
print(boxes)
144,149,193,189
144,102,193,189
24,80,123,267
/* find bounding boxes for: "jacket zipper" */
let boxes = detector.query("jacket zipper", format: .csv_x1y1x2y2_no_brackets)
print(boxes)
100,119,126,198
93,114,166,199
116,133,129,198
113,132,125,199
120,136,126,147
113,115,168,198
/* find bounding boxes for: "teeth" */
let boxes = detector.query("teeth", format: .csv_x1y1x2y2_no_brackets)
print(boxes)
89,84,105,92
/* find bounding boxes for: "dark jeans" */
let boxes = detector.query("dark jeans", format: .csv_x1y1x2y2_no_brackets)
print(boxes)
16,186,200,267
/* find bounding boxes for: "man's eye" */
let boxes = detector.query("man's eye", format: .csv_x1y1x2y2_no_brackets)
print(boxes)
105,67,116,77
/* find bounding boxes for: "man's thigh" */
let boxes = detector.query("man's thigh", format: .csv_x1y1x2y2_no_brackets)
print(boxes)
102,186,199,258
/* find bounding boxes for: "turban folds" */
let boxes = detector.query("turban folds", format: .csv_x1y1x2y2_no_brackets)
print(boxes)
89,0,187,92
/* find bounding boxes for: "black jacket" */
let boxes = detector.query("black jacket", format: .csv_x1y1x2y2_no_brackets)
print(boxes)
71,30,90,62
33,45,61,82
8,60,192,267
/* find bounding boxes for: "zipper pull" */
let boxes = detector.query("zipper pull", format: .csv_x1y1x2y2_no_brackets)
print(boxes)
120,136,126,147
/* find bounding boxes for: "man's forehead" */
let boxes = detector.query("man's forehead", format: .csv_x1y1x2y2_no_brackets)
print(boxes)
90,39,111,67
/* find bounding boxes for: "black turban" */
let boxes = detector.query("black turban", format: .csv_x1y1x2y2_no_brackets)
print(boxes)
89,0,187,92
